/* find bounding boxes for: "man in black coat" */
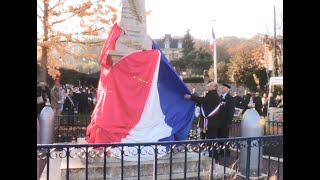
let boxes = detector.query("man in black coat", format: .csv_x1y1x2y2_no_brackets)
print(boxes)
253,92,263,116
184,81,221,158
220,83,236,137
64,91,76,124
219,83,236,157
241,89,251,115
233,92,242,108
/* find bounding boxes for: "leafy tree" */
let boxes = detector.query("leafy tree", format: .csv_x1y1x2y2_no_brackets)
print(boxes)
172,48,212,75
194,39,210,52
227,40,265,92
182,29,195,57
37,0,118,82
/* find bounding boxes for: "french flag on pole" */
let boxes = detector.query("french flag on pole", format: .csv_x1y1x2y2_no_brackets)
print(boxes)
86,24,195,160
210,27,215,52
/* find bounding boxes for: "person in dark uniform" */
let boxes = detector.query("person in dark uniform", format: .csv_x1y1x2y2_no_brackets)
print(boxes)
253,92,263,116
241,89,251,115
184,81,221,158
37,82,49,117
219,83,235,157
233,92,242,108
64,90,76,124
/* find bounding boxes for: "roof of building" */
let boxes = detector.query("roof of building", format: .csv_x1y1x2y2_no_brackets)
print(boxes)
153,34,183,49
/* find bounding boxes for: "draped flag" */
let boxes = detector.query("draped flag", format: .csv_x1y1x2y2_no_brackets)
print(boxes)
85,23,195,160
210,27,215,52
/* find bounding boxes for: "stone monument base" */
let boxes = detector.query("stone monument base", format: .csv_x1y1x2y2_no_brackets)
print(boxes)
107,50,127,64
237,173,268,180
57,138,236,180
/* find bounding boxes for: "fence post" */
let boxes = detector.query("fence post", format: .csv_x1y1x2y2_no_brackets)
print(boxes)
239,108,263,178
37,117,40,180
39,99,55,144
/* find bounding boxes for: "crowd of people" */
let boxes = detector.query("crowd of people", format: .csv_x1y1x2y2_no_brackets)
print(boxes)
37,81,97,121
184,82,235,159
185,82,283,159
232,90,283,117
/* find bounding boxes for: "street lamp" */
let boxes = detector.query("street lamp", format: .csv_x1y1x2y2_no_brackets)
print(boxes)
233,74,239,93
260,59,272,88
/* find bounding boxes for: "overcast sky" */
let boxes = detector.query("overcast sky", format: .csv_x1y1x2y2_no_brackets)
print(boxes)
145,0,283,40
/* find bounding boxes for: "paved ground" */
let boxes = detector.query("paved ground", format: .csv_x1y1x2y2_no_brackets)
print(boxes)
38,159,46,179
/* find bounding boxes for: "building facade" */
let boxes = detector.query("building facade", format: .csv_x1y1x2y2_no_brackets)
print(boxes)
153,34,183,61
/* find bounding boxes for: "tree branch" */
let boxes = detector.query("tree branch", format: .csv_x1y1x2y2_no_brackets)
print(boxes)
50,0,101,26
37,14,43,22
48,0,67,11
60,39,105,45
37,3,44,13
48,27,106,40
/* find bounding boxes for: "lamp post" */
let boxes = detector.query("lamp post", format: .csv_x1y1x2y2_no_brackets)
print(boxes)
233,74,239,94
260,59,272,90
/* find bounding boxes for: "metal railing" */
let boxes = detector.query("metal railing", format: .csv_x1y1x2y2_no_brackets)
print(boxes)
38,135,283,180
53,115,283,143
229,119,283,137
54,115,91,142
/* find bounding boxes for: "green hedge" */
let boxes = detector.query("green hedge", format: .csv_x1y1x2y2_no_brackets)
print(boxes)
182,76,204,83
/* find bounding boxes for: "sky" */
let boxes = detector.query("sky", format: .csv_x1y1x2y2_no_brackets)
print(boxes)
145,0,283,40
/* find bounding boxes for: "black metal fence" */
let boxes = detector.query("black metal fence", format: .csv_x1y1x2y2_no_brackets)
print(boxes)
38,135,283,180
53,115,283,143
228,119,283,137
54,115,91,142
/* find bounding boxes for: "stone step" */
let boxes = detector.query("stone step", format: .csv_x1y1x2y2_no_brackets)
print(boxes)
60,150,236,180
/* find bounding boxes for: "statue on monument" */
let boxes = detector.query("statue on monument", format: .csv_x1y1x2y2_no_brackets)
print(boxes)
85,0,195,161
107,0,152,63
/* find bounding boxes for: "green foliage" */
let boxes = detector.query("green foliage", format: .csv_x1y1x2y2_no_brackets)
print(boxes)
182,75,204,83
46,67,87,86
254,68,268,92
216,44,231,64
172,50,212,75
218,62,229,83
182,29,195,56
271,49,281,77
227,49,260,91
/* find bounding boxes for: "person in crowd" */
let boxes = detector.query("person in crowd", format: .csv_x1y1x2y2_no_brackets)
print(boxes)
184,81,221,158
275,94,282,107
261,93,268,118
64,90,76,124
87,88,95,113
78,88,89,114
73,87,81,114
269,93,277,107
50,83,62,116
59,84,66,114
37,82,49,117
277,94,283,108
218,83,235,157
253,92,263,116
191,87,200,97
233,92,242,108
240,89,251,115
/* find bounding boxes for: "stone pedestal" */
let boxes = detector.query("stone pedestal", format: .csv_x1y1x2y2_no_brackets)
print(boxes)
237,173,268,180
58,138,236,180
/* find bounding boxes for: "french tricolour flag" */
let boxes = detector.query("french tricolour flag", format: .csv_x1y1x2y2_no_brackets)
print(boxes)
210,26,215,52
86,24,195,160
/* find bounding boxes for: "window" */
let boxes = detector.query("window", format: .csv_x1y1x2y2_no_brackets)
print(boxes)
178,41,182,48
165,41,170,48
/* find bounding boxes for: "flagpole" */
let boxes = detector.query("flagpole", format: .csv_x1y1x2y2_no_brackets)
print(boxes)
213,39,217,83
212,21,217,83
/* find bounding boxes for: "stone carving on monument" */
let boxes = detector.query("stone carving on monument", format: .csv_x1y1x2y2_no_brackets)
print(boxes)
107,0,152,63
